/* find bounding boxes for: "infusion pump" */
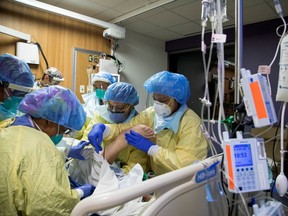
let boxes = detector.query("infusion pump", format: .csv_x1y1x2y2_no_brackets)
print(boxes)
223,132,270,193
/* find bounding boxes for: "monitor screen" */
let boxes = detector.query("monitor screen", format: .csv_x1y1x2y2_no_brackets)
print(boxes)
233,144,253,167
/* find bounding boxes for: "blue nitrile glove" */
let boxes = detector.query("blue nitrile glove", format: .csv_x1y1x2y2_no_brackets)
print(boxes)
125,130,155,153
68,141,90,160
76,183,96,199
88,123,105,153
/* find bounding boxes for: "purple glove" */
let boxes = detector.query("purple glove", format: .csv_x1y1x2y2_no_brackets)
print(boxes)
125,130,155,153
68,141,90,160
76,183,96,199
88,123,105,153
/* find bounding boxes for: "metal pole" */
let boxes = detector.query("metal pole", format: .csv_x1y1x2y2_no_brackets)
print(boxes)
235,0,243,104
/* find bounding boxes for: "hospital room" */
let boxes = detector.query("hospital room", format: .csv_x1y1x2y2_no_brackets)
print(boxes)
1,0,288,215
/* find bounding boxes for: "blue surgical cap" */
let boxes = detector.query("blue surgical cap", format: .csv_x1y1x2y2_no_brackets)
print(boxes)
92,72,116,85
104,82,139,106
0,53,34,87
18,86,86,130
144,71,190,104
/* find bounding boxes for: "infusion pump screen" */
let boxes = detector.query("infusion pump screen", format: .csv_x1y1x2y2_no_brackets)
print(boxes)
233,144,253,167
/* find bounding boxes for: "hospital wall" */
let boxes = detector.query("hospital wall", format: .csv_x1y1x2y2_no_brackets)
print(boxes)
117,30,168,111
0,1,111,92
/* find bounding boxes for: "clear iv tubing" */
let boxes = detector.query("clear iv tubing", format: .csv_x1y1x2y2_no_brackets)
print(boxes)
215,0,226,144
220,168,250,215
201,24,214,135
280,102,287,175
267,15,287,95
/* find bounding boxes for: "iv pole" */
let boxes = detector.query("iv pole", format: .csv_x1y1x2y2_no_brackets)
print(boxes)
234,0,243,104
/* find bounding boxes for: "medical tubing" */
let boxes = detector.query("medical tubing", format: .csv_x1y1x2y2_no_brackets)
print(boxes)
210,120,221,146
269,5,286,68
215,0,227,144
273,103,285,176
201,25,215,136
201,0,210,27
201,104,205,122
220,168,250,216
217,54,225,144
264,133,280,144
200,25,207,127
200,26,208,108
212,83,219,120
254,124,273,138
273,0,283,16
272,127,281,176
266,16,287,95
280,102,287,175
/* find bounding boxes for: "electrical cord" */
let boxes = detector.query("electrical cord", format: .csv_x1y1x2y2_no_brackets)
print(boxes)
34,42,49,69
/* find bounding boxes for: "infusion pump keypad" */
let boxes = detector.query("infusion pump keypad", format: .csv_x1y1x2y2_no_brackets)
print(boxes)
236,167,256,191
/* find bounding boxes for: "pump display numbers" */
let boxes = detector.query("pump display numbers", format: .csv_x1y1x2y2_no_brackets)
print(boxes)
233,144,253,167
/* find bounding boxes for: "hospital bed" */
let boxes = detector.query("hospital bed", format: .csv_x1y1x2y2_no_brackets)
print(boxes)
71,154,228,216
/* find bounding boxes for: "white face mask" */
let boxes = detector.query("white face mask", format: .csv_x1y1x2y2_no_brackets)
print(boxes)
154,101,172,117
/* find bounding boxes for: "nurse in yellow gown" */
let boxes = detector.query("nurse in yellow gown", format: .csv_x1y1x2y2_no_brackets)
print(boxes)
0,86,95,215
88,71,209,176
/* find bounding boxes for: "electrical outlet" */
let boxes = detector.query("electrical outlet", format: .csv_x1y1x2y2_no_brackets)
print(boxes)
80,85,85,93
87,85,93,93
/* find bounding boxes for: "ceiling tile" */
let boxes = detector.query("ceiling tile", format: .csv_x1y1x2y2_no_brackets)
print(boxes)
171,1,202,21
243,3,278,24
88,0,127,8
163,0,199,9
94,9,124,21
147,28,182,41
134,7,166,19
117,16,140,25
124,20,160,33
144,10,189,28
57,0,106,16
169,21,201,36
113,0,152,13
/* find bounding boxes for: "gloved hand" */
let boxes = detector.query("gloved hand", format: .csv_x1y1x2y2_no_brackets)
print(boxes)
68,140,90,160
88,123,105,153
76,183,96,199
125,130,155,153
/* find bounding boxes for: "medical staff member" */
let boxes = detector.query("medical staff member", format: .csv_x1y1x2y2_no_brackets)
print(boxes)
74,71,116,140
34,66,64,88
88,71,209,175
0,53,34,124
0,86,95,215
82,71,116,118
81,82,151,173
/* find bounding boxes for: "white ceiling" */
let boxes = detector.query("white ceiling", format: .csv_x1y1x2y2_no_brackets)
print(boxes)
36,0,288,41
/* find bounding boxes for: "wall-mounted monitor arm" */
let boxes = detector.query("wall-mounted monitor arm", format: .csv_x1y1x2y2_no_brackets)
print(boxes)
0,25,31,42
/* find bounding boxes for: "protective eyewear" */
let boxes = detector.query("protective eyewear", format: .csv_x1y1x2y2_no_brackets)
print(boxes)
64,128,72,135
105,101,132,113
59,125,72,135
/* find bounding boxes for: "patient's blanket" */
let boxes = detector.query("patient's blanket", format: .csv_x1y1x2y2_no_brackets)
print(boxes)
68,148,150,215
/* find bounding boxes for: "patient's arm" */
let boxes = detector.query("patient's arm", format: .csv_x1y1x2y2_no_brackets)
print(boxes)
103,124,154,164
